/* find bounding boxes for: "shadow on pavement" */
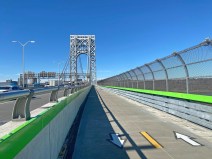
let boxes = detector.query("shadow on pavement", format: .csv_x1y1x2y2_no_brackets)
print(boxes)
95,88,149,159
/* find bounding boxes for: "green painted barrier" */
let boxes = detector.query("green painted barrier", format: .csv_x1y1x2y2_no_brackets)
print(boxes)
0,87,88,159
105,86,212,104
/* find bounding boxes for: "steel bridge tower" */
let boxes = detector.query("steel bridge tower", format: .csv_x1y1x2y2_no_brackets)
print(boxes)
70,35,96,84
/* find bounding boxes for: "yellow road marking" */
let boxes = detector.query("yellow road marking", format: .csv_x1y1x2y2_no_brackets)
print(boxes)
140,131,162,148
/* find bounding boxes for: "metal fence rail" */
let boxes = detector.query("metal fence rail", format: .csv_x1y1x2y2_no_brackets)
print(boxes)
0,84,89,121
98,39,212,95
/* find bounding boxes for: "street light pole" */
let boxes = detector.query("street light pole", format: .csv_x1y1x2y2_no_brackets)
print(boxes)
22,45,25,88
12,40,35,88
57,61,65,86
58,63,60,86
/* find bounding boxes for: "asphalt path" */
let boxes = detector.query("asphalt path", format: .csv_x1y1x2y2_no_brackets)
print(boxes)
0,90,64,125
73,87,212,159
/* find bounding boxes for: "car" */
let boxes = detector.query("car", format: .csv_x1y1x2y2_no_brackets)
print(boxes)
0,86,22,93
44,84,50,87
33,83,44,88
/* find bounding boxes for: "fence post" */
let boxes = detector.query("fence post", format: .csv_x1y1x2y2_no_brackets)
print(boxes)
156,59,169,91
145,64,155,90
137,67,146,89
173,52,189,93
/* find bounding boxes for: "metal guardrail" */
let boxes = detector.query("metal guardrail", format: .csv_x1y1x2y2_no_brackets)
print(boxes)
0,90,31,101
0,84,89,121
100,86,212,129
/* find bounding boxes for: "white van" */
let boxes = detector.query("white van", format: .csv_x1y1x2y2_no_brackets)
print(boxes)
0,86,21,93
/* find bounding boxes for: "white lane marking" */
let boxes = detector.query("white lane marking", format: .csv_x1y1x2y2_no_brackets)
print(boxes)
109,133,125,148
174,132,201,146
0,100,15,104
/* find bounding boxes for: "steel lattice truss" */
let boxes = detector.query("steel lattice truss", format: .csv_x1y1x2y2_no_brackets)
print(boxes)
70,35,96,84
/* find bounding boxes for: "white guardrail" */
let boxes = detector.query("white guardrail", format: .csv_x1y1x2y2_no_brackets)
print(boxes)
100,87,212,130
0,85,88,121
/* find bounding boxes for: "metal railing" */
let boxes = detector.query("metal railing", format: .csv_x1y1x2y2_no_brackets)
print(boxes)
98,39,212,95
0,84,89,121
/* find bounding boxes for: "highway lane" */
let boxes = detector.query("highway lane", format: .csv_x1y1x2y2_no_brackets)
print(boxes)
0,90,64,125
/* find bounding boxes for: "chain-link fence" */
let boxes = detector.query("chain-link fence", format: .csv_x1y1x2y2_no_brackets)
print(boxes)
98,39,212,95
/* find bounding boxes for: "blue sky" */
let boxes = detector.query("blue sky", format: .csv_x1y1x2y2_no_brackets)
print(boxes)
0,0,212,81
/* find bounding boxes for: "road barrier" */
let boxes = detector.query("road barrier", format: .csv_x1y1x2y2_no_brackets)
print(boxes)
100,86,212,129
0,85,91,159
0,85,86,121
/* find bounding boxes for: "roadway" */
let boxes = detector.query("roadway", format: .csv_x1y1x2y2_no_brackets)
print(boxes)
0,90,64,125
72,86,212,159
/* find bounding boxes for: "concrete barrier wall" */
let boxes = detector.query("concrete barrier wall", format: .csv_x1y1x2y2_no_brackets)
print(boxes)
101,86,212,129
0,86,91,159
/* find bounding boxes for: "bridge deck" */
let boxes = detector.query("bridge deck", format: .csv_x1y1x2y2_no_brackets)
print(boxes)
72,87,212,159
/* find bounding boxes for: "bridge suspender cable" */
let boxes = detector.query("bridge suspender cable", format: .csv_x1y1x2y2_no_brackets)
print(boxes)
78,56,85,81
